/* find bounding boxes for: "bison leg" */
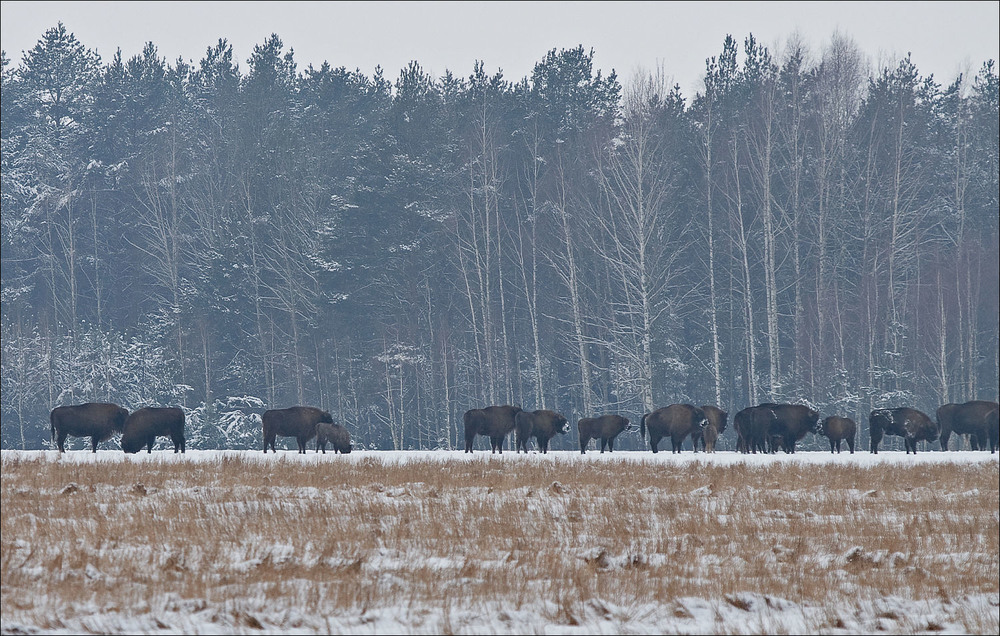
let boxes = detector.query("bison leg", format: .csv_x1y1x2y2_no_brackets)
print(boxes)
57,431,68,453
540,437,549,454
939,430,951,451
848,437,855,454
580,437,588,454
91,435,100,453
606,437,614,452
649,435,661,453
870,430,882,454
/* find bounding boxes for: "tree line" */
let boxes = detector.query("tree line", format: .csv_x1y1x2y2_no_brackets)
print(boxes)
2,24,997,451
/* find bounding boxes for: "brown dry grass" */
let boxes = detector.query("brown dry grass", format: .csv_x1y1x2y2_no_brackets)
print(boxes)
1,453,997,633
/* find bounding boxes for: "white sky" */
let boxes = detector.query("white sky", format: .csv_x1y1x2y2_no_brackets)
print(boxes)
2,1,998,97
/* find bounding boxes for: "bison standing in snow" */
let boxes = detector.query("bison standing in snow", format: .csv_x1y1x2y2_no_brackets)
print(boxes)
263,406,331,453
122,407,186,454
641,404,707,453
820,416,856,454
869,407,937,454
463,405,522,453
50,402,129,453
937,401,999,451
734,405,775,454
694,405,728,452
514,409,570,454
316,422,352,454
759,403,820,453
577,414,632,454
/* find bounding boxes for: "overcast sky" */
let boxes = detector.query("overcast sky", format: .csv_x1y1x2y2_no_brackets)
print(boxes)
2,1,998,97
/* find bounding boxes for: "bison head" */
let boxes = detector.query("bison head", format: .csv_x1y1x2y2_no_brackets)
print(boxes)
121,434,144,454
556,415,570,435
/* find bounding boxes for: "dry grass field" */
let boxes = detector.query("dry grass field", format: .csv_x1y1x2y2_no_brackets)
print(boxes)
1,450,998,634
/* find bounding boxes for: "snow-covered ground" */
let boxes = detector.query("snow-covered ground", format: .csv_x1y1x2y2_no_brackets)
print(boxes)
2,450,997,635
8,447,997,465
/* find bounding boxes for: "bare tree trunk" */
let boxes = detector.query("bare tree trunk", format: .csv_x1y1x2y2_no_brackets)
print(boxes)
732,136,757,405
554,153,593,417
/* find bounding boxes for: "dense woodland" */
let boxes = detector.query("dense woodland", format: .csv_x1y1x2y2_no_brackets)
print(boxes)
2,24,998,451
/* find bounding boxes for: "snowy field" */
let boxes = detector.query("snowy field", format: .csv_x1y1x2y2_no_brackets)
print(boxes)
6,446,996,465
2,449,998,635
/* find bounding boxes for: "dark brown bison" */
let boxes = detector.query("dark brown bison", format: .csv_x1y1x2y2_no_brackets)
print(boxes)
759,403,820,453
121,407,185,454
464,405,522,453
693,405,728,451
50,402,129,453
641,404,707,453
733,406,775,454
515,409,570,453
578,414,632,454
869,407,937,454
937,401,999,451
263,406,332,453
820,416,856,454
987,409,999,454
316,422,352,454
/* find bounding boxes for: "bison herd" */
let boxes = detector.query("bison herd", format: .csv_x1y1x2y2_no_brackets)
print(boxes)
44,398,999,455
47,403,351,455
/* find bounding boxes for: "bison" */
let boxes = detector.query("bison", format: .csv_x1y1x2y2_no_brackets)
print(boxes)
122,407,186,454
701,419,719,453
733,406,774,454
515,409,570,453
463,405,522,453
937,401,999,451
578,414,632,454
820,416,856,454
987,408,999,454
50,402,129,453
760,403,820,453
694,405,728,452
641,404,707,453
869,407,937,454
263,406,332,453
316,422,352,454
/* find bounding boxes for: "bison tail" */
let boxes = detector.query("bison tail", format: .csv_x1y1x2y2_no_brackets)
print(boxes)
50,410,56,444
640,413,648,440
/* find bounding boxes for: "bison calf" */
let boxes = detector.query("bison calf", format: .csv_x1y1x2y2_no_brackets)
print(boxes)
515,410,569,454
700,420,718,453
694,405,728,452
820,416,856,454
578,414,631,454
263,406,332,453
122,407,186,454
50,402,129,453
316,422,352,454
